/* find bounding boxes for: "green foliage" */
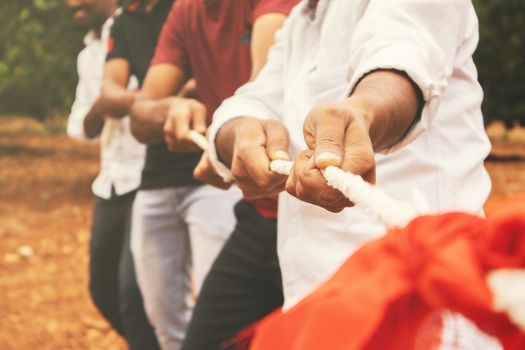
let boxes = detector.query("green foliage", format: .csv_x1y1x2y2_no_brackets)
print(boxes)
0,0,83,119
473,0,525,126
0,1,523,124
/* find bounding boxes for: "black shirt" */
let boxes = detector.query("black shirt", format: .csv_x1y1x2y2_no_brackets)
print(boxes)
107,0,201,190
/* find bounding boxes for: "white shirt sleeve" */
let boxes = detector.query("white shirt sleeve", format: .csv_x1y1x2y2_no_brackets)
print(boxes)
346,0,472,153
67,51,97,142
207,15,292,181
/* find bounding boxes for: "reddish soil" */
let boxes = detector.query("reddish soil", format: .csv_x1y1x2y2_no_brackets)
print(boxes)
0,119,524,349
0,121,125,350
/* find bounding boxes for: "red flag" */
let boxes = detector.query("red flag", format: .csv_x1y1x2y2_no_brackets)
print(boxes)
235,200,525,350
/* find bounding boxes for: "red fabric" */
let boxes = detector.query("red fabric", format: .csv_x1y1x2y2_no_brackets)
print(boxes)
235,200,525,350
250,197,278,219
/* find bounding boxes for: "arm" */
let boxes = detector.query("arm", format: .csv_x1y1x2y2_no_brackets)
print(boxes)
129,0,191,145
286,0,470,212
83,97,106,138
67,53,105,140
201,9,296,195
129,64,188,144
100,58,135,118
249,12,287,80
130,94,184,144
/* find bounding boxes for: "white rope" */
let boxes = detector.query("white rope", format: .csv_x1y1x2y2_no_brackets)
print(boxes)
188,132,421,227
271,159,420,227
187,130,209,151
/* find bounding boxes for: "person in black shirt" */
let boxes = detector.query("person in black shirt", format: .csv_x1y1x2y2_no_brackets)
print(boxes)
100,1,241,348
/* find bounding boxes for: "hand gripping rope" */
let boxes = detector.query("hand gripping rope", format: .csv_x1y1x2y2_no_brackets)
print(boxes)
187,130,425,227
188,130,525,328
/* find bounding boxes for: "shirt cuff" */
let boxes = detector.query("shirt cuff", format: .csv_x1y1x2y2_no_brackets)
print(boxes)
207,98,276,182
346,41,449,154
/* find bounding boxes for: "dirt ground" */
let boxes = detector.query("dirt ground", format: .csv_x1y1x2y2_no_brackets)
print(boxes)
1,118,524,350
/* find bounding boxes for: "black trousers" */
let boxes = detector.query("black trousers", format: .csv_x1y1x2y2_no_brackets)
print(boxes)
181,200,284,350
89,190,160,350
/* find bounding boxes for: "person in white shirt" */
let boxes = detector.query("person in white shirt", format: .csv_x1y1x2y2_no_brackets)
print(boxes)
65,0,159,349
200,0,500,347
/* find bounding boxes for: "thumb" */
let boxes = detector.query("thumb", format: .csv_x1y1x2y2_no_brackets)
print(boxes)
263,120,290,161
312,111,346,169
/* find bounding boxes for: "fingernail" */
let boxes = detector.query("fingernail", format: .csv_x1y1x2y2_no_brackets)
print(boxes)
273,150,290,160
316,152,341,167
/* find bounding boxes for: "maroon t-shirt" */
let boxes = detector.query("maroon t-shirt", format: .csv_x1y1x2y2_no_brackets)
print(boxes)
152,0,299,218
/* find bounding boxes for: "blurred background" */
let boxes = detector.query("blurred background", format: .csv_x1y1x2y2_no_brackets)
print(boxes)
0,1,524,349
1,0,524,126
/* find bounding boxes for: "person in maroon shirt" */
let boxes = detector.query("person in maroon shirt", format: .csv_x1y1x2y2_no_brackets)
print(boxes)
129,0,299,349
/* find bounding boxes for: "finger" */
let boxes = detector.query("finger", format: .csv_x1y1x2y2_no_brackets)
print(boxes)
285,163,297,198
304,106,348,169
298,162,342,206
242,188,283,200
190,100,207,134
233,147,287,193
263,120,290,161
163,117,175,151
286,151,312,201
324,197,354,213
194,169,232,189
193,153,232,190
294,150,350,208
240,147,287,192
340,119,376,184
173,103,192,141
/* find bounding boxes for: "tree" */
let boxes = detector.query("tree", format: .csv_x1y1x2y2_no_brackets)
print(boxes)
0,0,523,126
473,0,525,127
0,0,83,119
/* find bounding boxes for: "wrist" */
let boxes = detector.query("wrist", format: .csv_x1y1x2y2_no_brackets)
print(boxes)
338,97,375,134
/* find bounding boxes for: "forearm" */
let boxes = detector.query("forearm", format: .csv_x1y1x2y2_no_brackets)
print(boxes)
345,70,422,152
83,97,105,138
100,81,135,118
130,97,182,144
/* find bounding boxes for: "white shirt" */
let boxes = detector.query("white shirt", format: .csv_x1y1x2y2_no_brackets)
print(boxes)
67,15,145,199
209,0,492,310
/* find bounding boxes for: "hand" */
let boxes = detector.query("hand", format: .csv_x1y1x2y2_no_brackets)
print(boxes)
286,101,376,212
217,117,290,199
194,150,232,190
163,98,207,152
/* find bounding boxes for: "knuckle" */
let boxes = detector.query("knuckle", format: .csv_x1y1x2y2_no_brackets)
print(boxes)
295,186,307,201
317,132,342,147
255,176,275,191
268,135,288,148
236,145,259,161
285,181,295,195
230,164,246,182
